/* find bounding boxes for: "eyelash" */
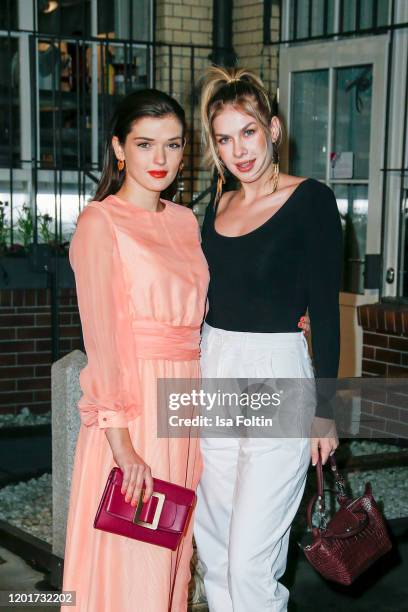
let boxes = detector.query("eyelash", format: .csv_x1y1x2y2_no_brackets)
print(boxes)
137,142,181,149
217,129,256,145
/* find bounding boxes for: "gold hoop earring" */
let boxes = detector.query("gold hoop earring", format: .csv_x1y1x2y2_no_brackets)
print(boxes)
117,159,125,172
270,135,280,194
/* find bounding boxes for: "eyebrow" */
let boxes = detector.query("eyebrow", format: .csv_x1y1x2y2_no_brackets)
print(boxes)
133,136,183,141
215,122,257,138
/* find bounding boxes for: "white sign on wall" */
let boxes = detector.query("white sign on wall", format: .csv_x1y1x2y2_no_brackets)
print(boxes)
330,152,354,179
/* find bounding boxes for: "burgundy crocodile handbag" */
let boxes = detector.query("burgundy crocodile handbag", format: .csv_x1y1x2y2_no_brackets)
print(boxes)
302,453,392,585
94,467,196,550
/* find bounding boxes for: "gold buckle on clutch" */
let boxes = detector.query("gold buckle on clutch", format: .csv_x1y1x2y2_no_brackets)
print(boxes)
133,490,165,530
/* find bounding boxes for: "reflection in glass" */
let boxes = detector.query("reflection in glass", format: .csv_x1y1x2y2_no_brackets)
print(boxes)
341,0,357,31
38,39,92,169
290,0,336,39
333,66,372,180
0,1,17,30
290,70,328,179
289,0,306,39
113,0,152,41
38,1,91,37
0,37,19,167
341,0,389,31
37,0,152,40
377,0,391,27
334,184,368,294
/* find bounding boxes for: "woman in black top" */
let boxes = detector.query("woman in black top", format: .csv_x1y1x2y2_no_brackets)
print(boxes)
194,67,342,612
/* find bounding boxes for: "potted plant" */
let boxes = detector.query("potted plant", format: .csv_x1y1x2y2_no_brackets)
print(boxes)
0,203,74,288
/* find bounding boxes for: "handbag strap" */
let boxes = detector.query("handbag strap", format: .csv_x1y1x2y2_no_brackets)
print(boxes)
306,451,347,531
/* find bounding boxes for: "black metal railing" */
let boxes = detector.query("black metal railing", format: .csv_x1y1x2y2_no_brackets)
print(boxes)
264,0,406,45
0,27,218,252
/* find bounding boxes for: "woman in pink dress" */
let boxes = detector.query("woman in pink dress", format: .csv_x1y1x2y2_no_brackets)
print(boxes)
61,90,209,611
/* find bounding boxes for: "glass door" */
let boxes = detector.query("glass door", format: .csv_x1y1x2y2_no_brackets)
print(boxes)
279,36,388,375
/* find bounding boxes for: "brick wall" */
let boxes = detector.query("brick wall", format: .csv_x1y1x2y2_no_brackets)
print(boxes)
233,0,280,94
156,0,212,46
0,289,82,416
155,0,214,207
357,303,408,440
153,1,282,211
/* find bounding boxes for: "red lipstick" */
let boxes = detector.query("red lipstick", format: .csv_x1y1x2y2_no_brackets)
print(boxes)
148,170,168,179
236,159,256,173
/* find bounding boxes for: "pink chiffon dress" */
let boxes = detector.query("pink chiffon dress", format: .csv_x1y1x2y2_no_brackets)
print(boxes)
61,194,209,612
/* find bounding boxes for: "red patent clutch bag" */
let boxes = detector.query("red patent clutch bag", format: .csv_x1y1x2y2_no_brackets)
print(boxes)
94,467,196,550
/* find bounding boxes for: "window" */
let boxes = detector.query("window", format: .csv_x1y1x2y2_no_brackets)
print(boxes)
282,0,392,42
289,65,373,293
37,0,152,40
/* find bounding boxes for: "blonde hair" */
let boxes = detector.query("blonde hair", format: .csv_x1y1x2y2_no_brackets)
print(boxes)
200,66,282,197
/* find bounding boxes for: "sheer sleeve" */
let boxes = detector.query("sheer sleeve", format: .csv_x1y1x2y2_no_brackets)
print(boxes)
302,180,343,419
69,203,138,429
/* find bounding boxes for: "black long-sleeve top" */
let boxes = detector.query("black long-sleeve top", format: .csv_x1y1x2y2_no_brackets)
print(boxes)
201,178,343,419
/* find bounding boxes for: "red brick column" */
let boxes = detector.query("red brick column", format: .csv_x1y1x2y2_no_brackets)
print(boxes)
357,303,408,439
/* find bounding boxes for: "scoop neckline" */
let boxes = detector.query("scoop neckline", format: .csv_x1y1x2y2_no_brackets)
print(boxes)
213,177,311,240
109,193,169,214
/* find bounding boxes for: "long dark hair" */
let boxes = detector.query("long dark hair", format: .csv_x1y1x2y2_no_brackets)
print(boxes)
94,89,186,202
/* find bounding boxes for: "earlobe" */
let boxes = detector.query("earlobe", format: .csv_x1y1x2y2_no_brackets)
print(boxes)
270,116,282,145
111,136,123,161
270,116,278,142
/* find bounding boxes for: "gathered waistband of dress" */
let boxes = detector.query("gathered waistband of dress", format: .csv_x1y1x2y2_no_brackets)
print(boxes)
131,320,201,360
202,322,308,349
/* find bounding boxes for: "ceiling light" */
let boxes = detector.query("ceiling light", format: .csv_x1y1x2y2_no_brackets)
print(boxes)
42,1,59,14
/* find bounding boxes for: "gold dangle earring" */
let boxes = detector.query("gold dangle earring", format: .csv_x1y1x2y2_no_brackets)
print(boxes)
215,161,225,205
117,159,125,172
271,139,279,193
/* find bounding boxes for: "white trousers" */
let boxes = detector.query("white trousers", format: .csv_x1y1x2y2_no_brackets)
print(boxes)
195,323,313,612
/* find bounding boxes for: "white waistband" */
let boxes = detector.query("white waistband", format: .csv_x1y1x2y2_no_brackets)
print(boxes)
202,322,308,349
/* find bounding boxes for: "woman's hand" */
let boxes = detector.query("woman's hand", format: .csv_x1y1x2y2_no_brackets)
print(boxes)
105,428,154,506
310,417,339,466
298,313,310,336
